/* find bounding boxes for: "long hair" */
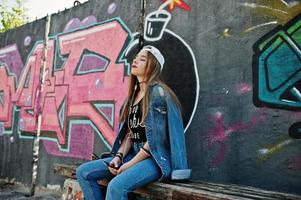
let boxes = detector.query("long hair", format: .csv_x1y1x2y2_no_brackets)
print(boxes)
119,51,181,124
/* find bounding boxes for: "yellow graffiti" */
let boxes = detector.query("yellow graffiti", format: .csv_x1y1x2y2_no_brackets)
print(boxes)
223,28,232,38
169,0,181,11
223,21,278,38
258,139,293,161
227,1,301,36
242,21,278,33
247,0,301,25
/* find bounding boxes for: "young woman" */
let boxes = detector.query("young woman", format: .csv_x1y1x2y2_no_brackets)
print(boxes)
76,45,191,200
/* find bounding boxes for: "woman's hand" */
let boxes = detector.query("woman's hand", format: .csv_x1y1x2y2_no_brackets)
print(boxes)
116,162,131,175
108,156,122,175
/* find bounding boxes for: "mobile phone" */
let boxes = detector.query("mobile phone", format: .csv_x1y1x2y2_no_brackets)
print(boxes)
104,161,120,169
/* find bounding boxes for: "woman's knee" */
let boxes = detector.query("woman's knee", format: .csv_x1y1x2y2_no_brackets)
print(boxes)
76,159,113,181
107,177,126,195
75,162,96,180
76,164,85,180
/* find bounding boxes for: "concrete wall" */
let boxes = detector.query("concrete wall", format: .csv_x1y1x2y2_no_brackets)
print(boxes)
0,0,301,195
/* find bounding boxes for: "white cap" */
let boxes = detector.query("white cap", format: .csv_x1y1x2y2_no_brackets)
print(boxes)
142,45,165,71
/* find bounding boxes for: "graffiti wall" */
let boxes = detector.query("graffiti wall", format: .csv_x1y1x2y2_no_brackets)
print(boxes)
0,0,198,187
0,18,47,184
0,0,140,185
0,0,301,195
151,0,300,195
182,0,300,194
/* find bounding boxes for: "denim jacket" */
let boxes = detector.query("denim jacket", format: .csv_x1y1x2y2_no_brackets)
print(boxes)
110,83,191,181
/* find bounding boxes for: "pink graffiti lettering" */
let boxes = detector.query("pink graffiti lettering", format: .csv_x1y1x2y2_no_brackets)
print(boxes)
0,19,130,159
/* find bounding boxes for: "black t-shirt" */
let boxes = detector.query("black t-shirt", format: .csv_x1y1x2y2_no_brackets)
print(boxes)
127,100,147,143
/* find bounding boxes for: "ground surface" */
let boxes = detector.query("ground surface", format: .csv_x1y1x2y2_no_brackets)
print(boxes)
0,180,62,200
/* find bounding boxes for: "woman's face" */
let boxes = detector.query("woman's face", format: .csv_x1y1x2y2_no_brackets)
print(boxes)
131,50,148,77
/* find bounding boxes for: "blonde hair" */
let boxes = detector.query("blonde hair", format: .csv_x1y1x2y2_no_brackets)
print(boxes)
120,51,181,124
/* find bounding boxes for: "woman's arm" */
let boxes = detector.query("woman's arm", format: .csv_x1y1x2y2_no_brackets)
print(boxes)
108,130,132,174
116,130,132,157
117,142,151,174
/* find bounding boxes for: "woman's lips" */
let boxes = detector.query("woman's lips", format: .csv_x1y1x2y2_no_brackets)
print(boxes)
132,64,137,68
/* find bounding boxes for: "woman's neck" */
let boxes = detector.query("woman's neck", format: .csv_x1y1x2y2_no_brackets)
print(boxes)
137,76,146,92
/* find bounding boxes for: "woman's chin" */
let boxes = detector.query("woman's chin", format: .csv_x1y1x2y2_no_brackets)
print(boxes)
131,70,139,76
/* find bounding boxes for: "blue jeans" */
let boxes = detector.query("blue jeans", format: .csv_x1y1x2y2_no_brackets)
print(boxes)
76,142,161,200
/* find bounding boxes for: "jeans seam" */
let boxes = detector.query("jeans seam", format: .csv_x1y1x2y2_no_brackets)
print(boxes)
87,179,98,200
81,165,111,200
121,189,129,200
78,175,98,200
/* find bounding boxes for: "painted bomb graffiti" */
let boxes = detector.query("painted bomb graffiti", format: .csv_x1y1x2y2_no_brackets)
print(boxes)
0,18,132,159
253,13,301,140
126,0,198,131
